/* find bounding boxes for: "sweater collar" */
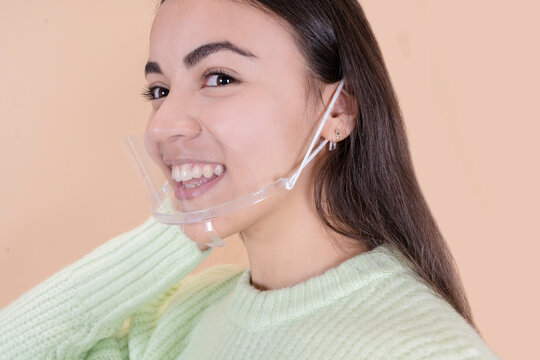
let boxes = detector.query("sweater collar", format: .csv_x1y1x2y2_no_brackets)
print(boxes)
224,243,412,330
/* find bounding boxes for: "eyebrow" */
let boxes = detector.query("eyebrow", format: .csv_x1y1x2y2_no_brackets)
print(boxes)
144,41,257,77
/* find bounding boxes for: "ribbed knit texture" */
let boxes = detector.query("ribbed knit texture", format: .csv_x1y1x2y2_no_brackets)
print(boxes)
0,215,499,359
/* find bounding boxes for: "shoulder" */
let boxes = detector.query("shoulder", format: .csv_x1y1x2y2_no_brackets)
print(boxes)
121,264,245,357
126,264,245,341
342,268,499,359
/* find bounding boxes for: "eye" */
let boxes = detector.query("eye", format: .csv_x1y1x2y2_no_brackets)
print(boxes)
140,69,238,101
203,69,238,88
141,85,169,101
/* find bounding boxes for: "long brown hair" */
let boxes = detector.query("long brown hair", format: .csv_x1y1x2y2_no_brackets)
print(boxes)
158,0,479,333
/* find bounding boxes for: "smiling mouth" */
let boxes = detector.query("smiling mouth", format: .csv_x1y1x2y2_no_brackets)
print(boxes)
170,162,226,187
172,162,227,200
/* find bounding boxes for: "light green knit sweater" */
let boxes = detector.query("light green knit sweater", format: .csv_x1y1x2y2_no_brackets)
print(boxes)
0,215,498,359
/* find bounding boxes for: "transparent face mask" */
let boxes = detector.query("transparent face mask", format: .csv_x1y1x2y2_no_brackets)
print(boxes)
122,79,345,247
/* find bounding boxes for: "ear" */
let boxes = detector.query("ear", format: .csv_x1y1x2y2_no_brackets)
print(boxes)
320,82,357,143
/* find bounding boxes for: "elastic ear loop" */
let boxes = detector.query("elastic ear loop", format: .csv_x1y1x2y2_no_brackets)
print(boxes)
285,79,345,190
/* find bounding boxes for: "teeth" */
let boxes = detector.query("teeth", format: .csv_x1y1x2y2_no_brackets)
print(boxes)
192,165,203,179
172,166,181,182
202,165,214,178
215,164,224,176
180,164,192,181
171,163,225,182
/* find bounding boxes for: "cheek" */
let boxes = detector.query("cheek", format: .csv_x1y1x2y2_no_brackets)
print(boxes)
199,90,307,199
228,96,305,181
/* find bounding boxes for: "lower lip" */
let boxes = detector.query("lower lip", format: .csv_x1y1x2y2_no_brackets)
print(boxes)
174,171,225,200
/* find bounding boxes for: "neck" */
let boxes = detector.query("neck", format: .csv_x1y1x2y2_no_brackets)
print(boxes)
239,176,367,291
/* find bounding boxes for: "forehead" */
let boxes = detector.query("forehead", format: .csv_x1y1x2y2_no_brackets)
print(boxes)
149,0,303,72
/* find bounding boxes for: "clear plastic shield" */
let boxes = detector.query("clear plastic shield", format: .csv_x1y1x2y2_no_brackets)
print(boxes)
122,129,289,224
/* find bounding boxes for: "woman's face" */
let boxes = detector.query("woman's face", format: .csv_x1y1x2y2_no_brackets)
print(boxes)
145,0,322,243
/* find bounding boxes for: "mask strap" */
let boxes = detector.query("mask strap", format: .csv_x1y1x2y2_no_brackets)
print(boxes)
285,79,345,190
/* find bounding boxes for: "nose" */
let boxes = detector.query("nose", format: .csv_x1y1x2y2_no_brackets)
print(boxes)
145,92,202,144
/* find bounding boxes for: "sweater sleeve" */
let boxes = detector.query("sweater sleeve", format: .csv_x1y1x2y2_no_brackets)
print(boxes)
0,215,213,360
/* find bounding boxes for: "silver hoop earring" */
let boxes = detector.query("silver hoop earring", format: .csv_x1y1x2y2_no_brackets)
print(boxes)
328,141,336,151
328,128,340,151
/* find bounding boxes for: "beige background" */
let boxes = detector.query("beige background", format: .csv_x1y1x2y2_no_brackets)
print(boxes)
1,1,538,358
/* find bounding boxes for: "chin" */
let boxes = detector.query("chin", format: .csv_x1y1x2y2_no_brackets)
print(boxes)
180,194,283,244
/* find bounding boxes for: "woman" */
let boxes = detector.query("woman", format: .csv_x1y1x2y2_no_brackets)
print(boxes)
0,0,499,358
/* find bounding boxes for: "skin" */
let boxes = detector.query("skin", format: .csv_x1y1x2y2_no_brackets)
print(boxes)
145,0,367,291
